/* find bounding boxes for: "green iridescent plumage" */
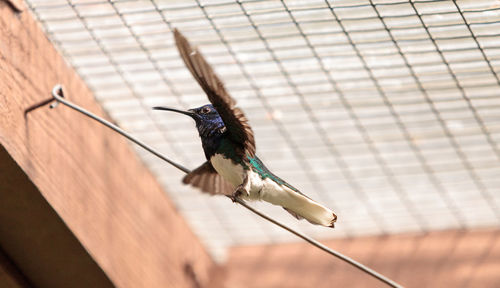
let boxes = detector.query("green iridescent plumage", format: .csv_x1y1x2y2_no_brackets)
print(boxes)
247,156,301,193
216,140,301,194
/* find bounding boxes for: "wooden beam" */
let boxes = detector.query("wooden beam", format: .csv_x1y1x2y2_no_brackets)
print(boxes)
0,145,113,288
0,247,31,288
0,2,216,287
2,0,23,12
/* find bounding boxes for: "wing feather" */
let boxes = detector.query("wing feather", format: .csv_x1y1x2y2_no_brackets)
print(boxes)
174,29,256,158
183,161,234,195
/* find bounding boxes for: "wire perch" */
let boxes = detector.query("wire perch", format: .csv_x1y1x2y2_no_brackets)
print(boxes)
45,84,402,288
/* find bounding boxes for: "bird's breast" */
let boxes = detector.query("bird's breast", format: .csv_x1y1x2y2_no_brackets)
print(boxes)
210,154,245,187
210,154,277,201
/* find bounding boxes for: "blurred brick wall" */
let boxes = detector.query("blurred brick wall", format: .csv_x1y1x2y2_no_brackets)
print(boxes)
0,2,217,287
225,229,500,288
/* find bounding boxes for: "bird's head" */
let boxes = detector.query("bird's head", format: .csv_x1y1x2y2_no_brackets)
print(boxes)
153,104,226,138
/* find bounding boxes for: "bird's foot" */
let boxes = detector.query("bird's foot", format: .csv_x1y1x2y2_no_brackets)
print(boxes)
229,184,249,203
228,194,238,203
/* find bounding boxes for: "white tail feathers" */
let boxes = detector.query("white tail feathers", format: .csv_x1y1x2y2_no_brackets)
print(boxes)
260,182,337,228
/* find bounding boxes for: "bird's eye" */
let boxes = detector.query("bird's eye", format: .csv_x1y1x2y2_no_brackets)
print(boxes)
201,107,211,114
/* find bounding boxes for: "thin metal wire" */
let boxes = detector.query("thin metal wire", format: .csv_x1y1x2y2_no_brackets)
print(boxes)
49,85,191,173
47,84,402,288
54,29,500,57
234,0,388,232
79,54,500,78
37,0,500,23
28,0,442,11
291,0,430,230
40,7,500,36
367,0,471,226
452,0,500,149
91,77,500,98
42,15,500,45
62,0,193,169
408,0,500,220
328,0,458,228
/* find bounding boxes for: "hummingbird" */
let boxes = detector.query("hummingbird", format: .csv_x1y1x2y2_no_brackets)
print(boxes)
153,29,337,228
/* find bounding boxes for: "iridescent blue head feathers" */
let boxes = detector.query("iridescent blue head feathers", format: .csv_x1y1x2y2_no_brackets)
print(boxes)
153,104,228,159
187,104,226,138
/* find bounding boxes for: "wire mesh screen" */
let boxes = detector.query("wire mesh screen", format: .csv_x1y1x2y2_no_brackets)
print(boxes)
26,0,500,260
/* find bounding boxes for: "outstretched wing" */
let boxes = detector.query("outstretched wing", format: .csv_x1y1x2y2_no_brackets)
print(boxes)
183,161,234,195
174,29,256,158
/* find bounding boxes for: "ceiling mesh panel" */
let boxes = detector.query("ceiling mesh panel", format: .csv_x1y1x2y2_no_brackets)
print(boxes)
26,0,500,260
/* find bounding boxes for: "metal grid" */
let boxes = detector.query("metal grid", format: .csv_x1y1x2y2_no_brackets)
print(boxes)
26,0,500,260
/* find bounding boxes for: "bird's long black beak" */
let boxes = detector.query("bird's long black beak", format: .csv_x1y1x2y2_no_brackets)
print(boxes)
153,106,196,118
